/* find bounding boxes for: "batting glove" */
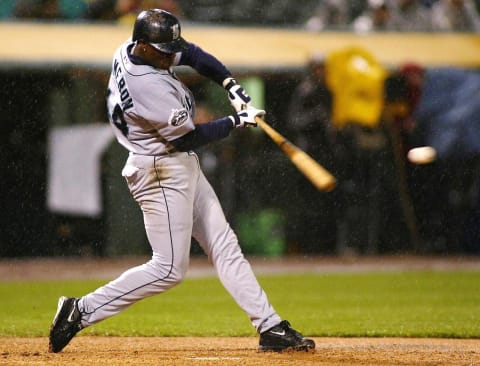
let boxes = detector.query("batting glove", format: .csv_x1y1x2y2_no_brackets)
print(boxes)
229,106,265,128
223,77,251,112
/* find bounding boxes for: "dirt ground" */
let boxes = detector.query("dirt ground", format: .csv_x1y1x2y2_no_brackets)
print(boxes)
1,255,479,365
1,336,479,366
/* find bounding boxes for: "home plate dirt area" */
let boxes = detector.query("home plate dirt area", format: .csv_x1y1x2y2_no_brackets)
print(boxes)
1,255,479,365
1,336,479,365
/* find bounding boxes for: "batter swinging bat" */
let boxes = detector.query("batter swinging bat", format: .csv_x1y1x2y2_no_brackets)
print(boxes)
255,116,337,192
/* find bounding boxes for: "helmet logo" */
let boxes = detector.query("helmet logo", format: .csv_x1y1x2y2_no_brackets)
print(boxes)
171,24,180,40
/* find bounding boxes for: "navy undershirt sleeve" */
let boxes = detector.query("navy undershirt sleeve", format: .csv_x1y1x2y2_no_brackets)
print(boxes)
179,43,231,85
170,117,234,151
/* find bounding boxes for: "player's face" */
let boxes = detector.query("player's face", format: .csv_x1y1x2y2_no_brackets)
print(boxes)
146,44,176,69
134,42,175,69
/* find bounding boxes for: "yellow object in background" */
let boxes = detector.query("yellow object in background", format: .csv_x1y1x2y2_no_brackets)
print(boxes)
326,46,387,129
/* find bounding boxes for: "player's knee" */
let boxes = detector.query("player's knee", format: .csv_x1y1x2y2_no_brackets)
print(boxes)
166,265,186,285
147,256,186,287
201,227,240,259
211,233,243,261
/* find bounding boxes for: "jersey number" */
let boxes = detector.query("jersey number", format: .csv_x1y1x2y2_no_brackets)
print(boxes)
112,104,129,137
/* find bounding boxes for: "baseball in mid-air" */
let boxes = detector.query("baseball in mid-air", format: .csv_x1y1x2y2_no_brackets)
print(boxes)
407,146,437,165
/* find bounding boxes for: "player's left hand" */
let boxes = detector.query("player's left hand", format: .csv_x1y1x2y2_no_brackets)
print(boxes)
223,77,251,112
230,106,265,128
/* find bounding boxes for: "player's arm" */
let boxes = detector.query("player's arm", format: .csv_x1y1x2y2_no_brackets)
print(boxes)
177,43,230,85
177,43,251,112
170,108,265,152
170,117,232,151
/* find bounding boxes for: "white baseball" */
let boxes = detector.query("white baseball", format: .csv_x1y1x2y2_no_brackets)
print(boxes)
407,146,437,164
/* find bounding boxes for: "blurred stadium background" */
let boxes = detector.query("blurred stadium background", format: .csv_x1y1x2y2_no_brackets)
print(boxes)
1,0,480,259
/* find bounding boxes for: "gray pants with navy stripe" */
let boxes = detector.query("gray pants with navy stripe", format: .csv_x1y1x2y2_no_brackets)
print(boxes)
78,151,281,333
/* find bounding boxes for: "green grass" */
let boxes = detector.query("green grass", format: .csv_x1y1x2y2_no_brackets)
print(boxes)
0,271,479,338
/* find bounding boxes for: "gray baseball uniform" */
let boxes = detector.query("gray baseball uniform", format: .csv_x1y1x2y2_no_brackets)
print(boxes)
76,39,281,333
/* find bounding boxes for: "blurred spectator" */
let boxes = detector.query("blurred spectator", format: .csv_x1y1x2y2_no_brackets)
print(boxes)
387,63,425,150
0,0,15,19
14,0,61,19
84,0,183,23
287,53,334,157
13,0,88,20
348,0,370,20
83,0,141,21
286,53,337,253
421,0,439,6
430,0,480,32
59,0,88,19
181,1,318,26
325,47,407,254
149,0,184,18
117,0,184,24
352,0,394,33
304,0,351,31
231,1,316,27
387,0,434,31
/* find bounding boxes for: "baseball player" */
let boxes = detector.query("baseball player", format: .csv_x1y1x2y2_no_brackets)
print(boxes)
49,9,315,353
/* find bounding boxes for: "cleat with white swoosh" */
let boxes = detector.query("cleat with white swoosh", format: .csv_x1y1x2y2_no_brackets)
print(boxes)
259,320,315,352
48,296,84,353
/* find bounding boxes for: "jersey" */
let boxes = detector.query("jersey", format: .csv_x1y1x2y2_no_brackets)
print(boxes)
107,40,196,156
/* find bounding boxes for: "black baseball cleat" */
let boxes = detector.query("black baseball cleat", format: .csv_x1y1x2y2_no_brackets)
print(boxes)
259,320,315,352
49,296,83,353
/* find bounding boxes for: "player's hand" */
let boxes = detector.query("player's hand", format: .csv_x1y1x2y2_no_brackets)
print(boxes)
223,77,251,112
230,106,265,128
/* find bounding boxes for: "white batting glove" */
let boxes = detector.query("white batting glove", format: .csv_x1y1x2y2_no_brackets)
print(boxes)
223,77,251,112
229,106,265,128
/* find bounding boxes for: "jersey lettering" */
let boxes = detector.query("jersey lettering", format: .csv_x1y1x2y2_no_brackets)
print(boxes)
114,59,121,77
113,58,134,112
112,103,129,137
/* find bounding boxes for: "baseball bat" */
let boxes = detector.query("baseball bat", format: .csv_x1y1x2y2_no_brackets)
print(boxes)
255,116,337,192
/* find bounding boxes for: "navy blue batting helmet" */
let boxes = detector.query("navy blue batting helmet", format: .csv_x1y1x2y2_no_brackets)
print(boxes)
132,9,188,54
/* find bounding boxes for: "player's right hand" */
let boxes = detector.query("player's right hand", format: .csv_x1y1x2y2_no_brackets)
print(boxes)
230,106,265,128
